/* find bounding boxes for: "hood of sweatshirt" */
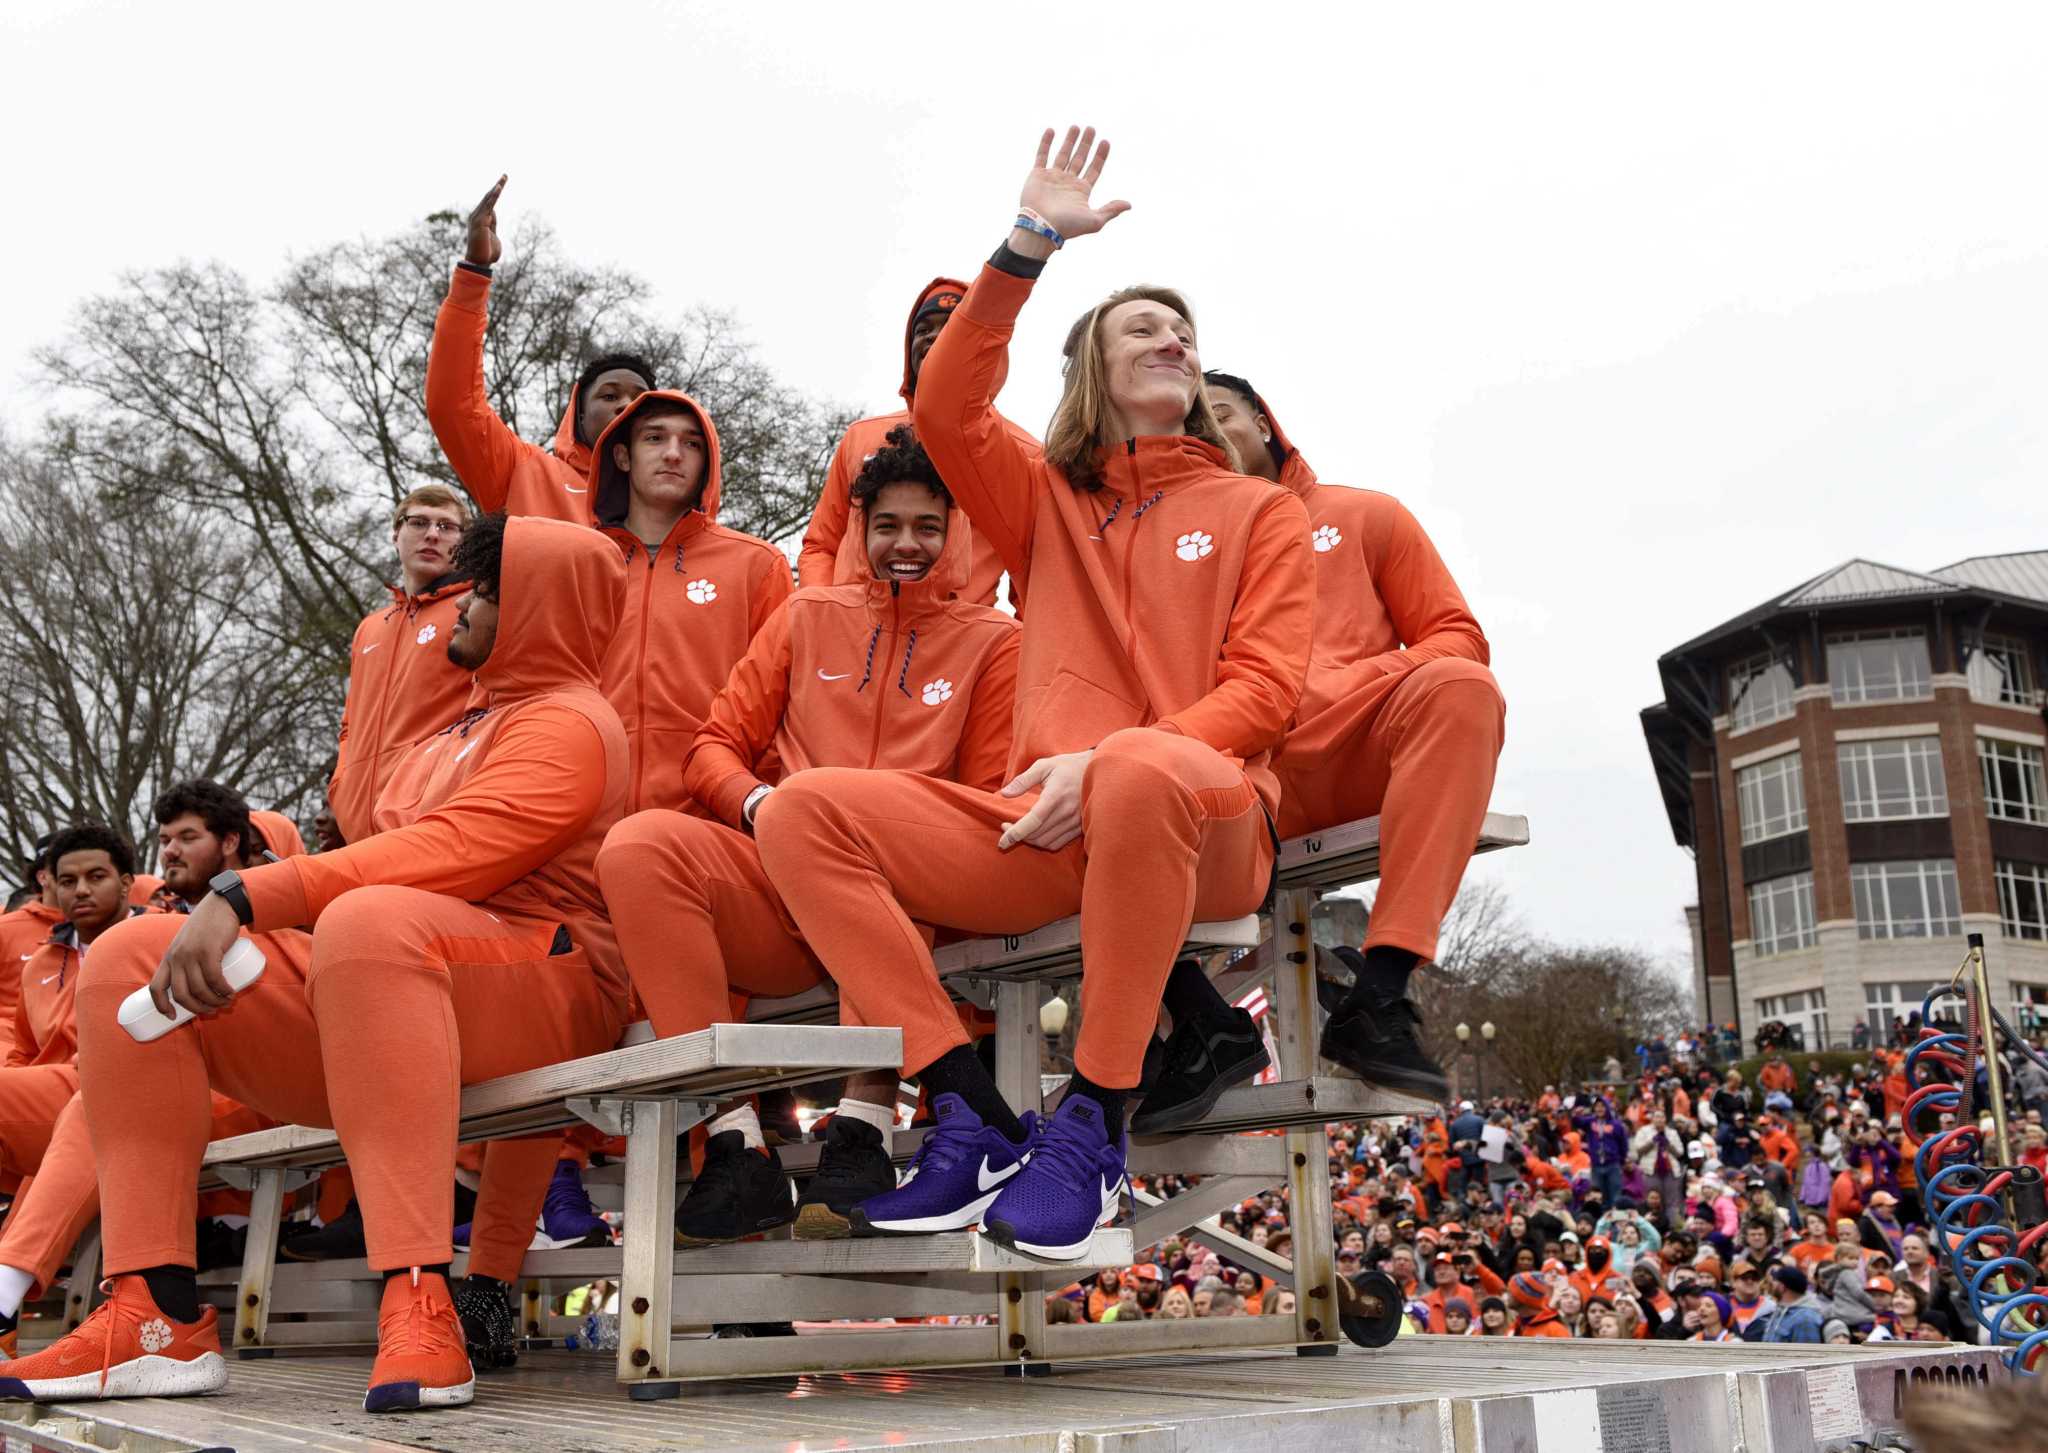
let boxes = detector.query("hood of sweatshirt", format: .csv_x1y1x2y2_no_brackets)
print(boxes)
589,389,724,536
475,517,626,702
549,383,592,482
901,277,968,402
853,487,974,617
1250,388,1319,499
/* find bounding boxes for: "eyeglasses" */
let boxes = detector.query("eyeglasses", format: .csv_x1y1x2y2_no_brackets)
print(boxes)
400,515,466,537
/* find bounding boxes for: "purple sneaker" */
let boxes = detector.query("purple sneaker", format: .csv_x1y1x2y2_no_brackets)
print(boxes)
980,1094,1126,1260
850,1095,1034,1236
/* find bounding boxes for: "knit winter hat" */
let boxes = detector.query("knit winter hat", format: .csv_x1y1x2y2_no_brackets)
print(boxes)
1509,1273,1551,1314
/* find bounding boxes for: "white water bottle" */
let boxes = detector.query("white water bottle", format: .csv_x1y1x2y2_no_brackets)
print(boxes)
118,939,267,1043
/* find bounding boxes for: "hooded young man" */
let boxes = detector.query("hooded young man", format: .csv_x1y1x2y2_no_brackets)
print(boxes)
591,390,796,817
598,425,1021,1242
797,279,1037,608
12,515,631,1415
0,839,63,1064
327,484,477,845
1192,371,1504,1107
425,176,655,525
754,128,1313,1261
0,785,286,1359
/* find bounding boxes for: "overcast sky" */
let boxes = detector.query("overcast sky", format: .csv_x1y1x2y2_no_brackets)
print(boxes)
7,3,2046,979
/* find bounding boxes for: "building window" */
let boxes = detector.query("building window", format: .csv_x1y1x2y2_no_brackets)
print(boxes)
1979,738,2048,824
1737,754,1807,844
1968,634,2037,708
1747,873,1818,956
1827,629,1933,705
1850,859,1962,940
1728,651,1795,731
1997,860,2048,942
2014,983,2048,1036
1757,989,1829,1051
1864,981,1942,1040
1837,738,1948,821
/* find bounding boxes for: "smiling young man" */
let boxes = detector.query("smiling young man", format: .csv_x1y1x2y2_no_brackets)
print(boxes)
599,425,1019,1242
326,485,476,846
798,281,1037,608
426,176,655,525
754,128,1313,1260
9,515,632,1414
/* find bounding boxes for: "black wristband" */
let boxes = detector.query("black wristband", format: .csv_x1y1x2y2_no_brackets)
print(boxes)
209,870,254,926
456,259,494,279
989,242,1047,280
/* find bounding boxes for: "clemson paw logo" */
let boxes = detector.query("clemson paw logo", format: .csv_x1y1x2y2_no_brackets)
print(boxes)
138,1317,174,1353
921,678,954,707
1175,531,1215,562
685,579,718,605
1312,525,1343,553
414,623,438,646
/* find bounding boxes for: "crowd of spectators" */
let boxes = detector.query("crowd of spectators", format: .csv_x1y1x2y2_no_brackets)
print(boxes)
1050,1019,2048,1344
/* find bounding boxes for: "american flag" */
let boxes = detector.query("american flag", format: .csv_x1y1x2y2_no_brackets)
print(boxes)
1235,985,1280,1084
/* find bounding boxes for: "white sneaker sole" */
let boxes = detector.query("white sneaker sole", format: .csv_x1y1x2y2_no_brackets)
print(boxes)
862,1186,1007,1234
363,1373,475,1412
1,1351,228,1401
988,1181,1124,1261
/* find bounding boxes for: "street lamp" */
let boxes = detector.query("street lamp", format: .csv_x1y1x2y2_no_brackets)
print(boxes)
1456,1023,1494,1101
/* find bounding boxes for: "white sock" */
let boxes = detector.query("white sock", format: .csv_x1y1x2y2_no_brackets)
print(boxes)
0,1265,37,1320
835,1098,896,1135
709,1103,764,1150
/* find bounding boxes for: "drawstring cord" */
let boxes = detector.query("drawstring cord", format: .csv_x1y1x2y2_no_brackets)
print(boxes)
1097,496,1124,534
855,624,883,693
1131,489,1164,521
895,628,919,698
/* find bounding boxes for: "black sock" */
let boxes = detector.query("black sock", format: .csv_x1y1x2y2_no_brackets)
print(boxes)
1341,946,1421,1012
465,1272,508,1294
916,1045,1026,1143
137,1265,200,1324
1163,958,1237,1035
383,1262,453,1287
1063,1072,1126,1136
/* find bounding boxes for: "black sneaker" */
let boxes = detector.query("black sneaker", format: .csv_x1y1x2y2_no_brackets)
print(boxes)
712,1321,798,1338
1319,993,1449,1100
278,1197,366,1262
1129,1010,1272,1136
675,1131,796,1247
793,1116,895,1240
451,1274,519,1372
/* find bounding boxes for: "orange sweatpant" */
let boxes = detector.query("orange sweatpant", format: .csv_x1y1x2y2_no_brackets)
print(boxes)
597,811,832,1037
0,1065,81,1179
1273,657,1505,960
754,727,1271,1088
76,889,622,1276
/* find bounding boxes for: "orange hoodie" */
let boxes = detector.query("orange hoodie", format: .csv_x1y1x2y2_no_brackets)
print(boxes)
0,902,61,1056
683,503,1020,825
589,391,795,816
251,810,306,860
327,574,474,844
12,905,150,1069
797,277,1038,609
426,266,598,525
1255,393,1489,728
910,265,1313,815
239,518,633,1013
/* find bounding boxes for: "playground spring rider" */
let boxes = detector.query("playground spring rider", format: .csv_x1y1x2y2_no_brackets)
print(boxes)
1907,933,2048,1373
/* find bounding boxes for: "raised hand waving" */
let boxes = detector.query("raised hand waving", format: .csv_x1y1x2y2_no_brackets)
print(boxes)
1018,126,1130,243
464,174,508,268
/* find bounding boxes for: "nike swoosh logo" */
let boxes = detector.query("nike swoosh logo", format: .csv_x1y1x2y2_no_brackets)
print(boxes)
977,1155,1022,1193
362,643,382,654
817,670,852,681
564,485,588,495
39,974,58,985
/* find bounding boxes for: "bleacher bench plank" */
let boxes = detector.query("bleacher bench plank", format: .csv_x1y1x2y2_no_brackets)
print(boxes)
1278,809,1528,891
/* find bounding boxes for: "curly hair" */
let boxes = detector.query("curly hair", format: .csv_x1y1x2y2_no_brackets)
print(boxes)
152,780,256,858
850,424,951,512
451,512,507,600
45,824,135,879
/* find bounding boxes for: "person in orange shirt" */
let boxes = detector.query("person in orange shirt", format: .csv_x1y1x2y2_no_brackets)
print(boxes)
327,485,476,846
1509,1272,1571,1337
11,516,631,1415
755,128,1313,1259
1758,1115,1801,1171
598,426,1021,1241
425,176,653,526
798,279,1035,608
1570,1236,1627,1306
0,839,64,1063
1785,1212,1837,1273
0,786,287,1359
1758,1053,1796,1098
1201,372,1503,1102
590,390,795,817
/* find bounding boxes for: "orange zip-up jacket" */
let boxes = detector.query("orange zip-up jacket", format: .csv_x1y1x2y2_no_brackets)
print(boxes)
0,903,62,1059
589,391,795,816
683,509,1020,826
239,518,633,1013
426,265,595,525
797,277,1037,609
12,906,150,1068
1256,392,1489,727
326,574,473,844
910,264,1313,816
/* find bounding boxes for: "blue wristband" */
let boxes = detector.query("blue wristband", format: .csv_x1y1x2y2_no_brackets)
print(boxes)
1013,212,1064,250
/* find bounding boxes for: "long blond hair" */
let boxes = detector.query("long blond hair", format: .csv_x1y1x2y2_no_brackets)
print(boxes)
1046,285,1240,490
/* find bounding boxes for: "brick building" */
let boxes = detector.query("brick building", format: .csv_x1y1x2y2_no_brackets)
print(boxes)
1641,552,2048,1050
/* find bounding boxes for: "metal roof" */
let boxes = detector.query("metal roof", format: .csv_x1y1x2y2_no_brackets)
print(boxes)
1779,559,1956,605
1933,549,2048,603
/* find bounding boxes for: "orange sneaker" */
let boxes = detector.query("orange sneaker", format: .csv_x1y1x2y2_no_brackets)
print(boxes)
364,1268,474,1413
0,1276,224,1401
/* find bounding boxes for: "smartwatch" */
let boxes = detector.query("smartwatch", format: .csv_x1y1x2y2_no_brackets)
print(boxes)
210,870,254,926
